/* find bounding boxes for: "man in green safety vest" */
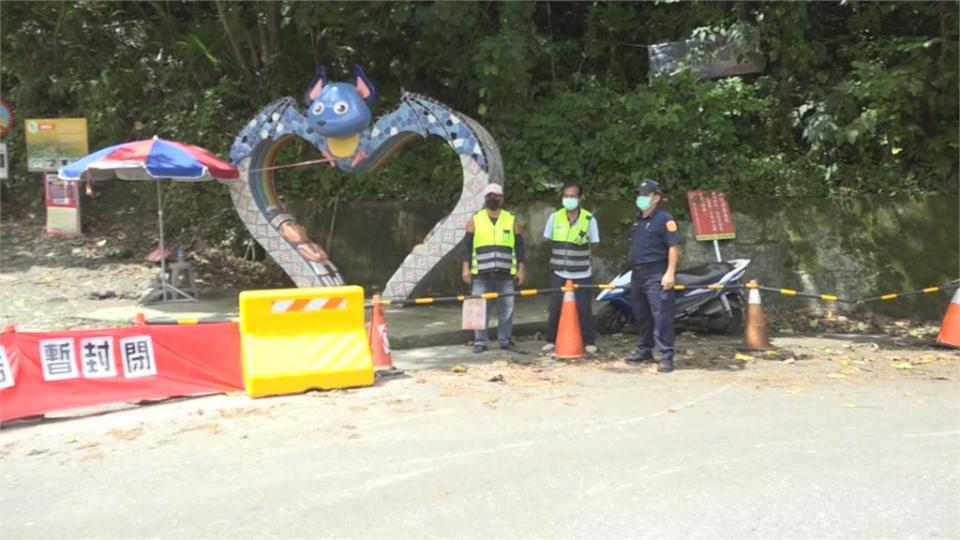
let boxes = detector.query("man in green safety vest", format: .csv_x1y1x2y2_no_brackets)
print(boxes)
542,181,600,355
461,183,527,353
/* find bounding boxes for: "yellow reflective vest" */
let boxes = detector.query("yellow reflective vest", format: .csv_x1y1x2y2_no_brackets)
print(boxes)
471,210,517,276
549,208,593,273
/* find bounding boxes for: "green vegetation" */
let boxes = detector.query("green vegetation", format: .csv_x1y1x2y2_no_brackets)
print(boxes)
1,2,956,243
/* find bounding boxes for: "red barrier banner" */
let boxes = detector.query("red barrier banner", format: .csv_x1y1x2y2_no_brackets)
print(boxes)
687,190,736,241
0,323,243,422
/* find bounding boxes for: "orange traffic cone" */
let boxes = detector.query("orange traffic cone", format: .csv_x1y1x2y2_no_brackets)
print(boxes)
554,280,584,360
740,280,773,351
369,295,401,375
936,288,960,348
134,312,146,326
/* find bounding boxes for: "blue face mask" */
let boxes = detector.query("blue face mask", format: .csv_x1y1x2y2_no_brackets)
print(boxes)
636,195,652,211
562,197,579,210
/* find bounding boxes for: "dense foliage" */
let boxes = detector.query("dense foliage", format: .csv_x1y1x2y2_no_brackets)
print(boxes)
1,1,956,238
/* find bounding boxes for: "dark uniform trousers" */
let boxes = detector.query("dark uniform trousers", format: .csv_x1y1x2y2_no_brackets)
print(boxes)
630,265,675,361
546,273,596,346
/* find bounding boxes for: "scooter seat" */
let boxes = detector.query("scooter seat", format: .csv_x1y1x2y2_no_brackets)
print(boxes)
676,262,734,287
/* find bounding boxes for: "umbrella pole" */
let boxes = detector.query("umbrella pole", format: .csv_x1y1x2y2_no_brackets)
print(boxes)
156,178,169,300
155,179,197,302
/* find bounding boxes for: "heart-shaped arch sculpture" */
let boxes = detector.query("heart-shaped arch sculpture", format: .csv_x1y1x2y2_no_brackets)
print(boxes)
227,68,503,298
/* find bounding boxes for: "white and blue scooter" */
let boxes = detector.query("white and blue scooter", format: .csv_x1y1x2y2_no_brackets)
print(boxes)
595,258,751,335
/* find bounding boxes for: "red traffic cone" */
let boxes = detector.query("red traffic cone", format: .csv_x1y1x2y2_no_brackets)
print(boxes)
936,288,960,348
554,280,584,360
740,280,773,351
134,312,146,326
369,295,401,376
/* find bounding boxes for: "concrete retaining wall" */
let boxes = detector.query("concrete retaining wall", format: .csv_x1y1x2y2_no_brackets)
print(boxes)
288,195,959,320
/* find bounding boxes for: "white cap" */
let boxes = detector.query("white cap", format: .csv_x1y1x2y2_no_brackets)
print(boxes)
482,183,504,196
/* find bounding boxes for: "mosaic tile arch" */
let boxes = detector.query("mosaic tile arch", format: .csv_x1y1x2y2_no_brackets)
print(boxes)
225,67,504,298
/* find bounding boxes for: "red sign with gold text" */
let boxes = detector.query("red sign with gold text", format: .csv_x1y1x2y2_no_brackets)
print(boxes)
687,190,736,241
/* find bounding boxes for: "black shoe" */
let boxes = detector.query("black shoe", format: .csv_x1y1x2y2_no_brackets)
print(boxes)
499,341,519,352
625,352,654,366
657,359,674,373
473,344,488,354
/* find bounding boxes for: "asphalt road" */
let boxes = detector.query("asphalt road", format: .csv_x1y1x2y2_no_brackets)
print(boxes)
1,343,958,539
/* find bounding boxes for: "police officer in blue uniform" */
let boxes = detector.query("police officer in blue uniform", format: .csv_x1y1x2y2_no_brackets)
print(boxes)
626,179,682,373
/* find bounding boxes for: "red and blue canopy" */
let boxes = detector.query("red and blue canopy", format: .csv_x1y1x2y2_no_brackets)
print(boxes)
58,136,238,182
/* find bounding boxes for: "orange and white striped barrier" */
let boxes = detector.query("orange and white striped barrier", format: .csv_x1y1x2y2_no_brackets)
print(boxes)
270,297,347,312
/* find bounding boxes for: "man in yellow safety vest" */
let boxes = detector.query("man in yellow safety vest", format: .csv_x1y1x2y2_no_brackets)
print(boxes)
542,181,600,355
461,183,527,353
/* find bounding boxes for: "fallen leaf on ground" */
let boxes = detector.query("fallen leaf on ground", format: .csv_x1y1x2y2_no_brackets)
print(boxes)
451,365,467,373
735,353,755,362
891,361,913,370
110,428,143,441
81,450,105,462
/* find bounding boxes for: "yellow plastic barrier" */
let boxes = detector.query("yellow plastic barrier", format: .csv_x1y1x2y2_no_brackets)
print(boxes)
239,286,374,397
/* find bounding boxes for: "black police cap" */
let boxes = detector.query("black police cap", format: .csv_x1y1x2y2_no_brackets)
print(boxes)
635,179,661,195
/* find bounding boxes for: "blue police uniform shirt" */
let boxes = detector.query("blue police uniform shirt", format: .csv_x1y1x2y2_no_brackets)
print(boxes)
628,208,683,265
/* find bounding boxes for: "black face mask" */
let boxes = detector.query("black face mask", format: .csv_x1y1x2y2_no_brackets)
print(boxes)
485,197,501,210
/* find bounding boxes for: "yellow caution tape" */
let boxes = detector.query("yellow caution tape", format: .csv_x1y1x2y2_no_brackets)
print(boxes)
880,293,898,301
414,297,434,305
922,287,939,294
780,289,798,296
707,284,723,290
481,292,499,299
673,285,686,291
520,289,539,297
456,295,466,301
820,294,838,302
598,284,615,290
